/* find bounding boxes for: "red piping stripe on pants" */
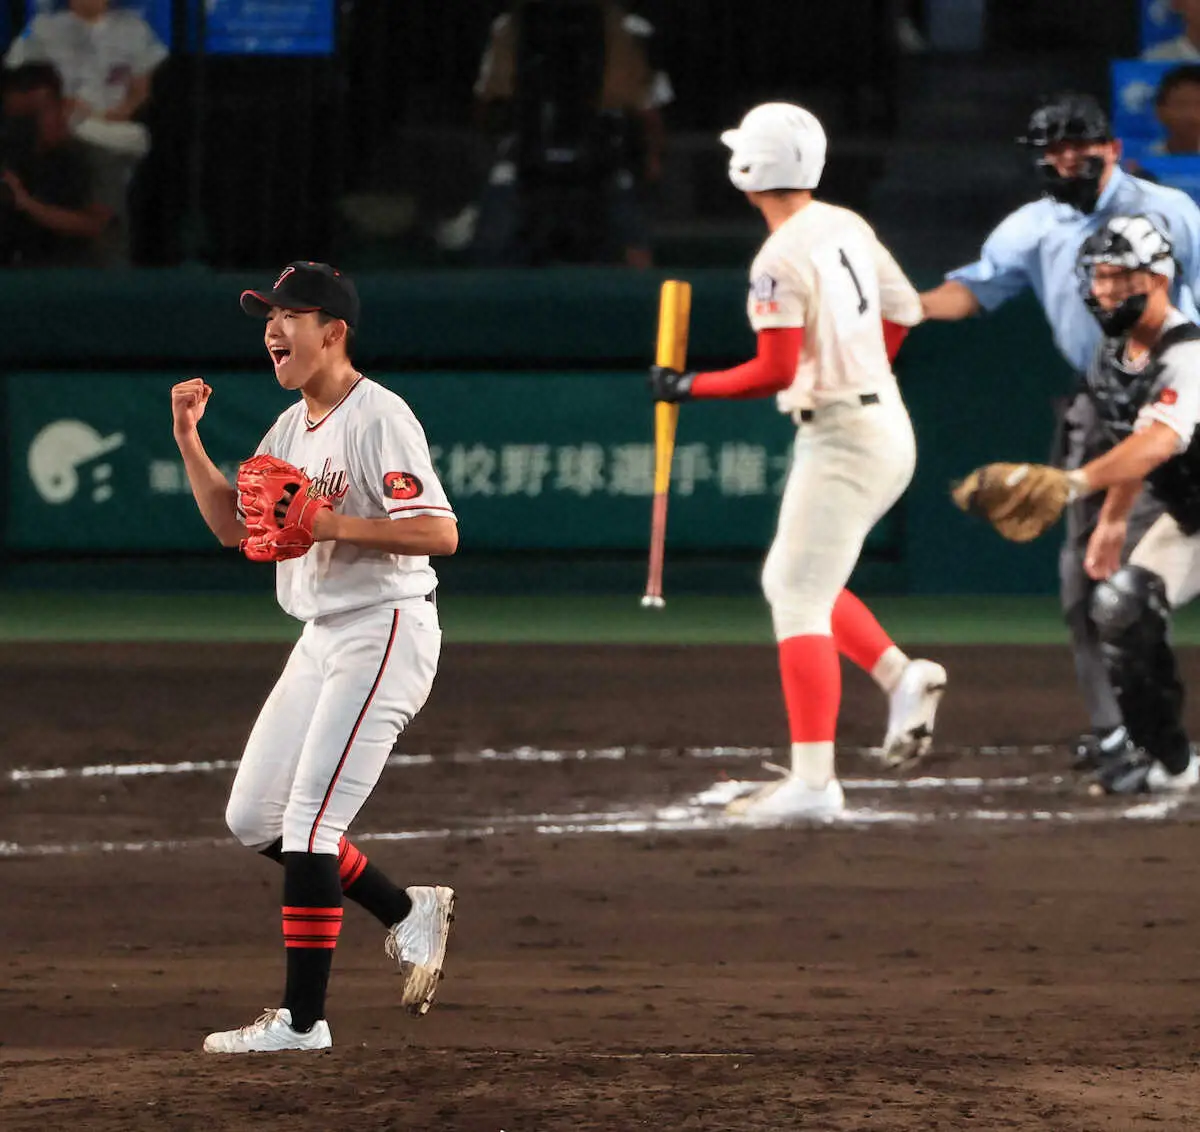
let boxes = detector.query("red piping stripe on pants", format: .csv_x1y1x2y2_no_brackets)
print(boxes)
307,610,400,853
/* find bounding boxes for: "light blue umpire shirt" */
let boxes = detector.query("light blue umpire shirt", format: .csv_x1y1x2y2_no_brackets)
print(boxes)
947,165,1200,373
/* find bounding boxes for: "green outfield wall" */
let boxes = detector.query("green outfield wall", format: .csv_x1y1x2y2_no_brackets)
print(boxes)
11,369,900,554
0,268,1076,595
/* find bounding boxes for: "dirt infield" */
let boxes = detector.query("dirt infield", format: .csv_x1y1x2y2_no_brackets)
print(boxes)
5,641,1200,1131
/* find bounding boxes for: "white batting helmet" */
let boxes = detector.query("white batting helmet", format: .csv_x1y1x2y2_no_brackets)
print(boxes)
720,103,827,193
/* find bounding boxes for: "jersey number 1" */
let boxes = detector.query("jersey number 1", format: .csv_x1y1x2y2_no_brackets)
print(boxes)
839,249,869,315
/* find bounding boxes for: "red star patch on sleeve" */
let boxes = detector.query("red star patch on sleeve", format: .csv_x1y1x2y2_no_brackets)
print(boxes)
384,471,423,500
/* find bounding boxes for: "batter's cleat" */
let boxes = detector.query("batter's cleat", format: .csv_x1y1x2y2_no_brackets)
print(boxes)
1071,726,1130,772
726,774,845,821
879,660,947,766
202,1008,331,1054
385,885,456,1015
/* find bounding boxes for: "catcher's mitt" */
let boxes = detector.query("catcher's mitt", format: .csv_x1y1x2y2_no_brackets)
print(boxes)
951,462,1075,543
236,453,332,563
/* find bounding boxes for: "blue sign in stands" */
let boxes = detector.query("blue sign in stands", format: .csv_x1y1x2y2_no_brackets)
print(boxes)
1112,59,1174,141
1133,154,1200,207
24,0,334,56
200,0,334,56
1142,0,1183,53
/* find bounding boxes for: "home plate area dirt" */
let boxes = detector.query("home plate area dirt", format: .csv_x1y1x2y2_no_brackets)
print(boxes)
4,642,1200,1131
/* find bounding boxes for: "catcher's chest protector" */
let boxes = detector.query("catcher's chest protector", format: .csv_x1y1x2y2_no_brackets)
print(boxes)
1085,323,1200,444
1149,434,1200,536
1085,323,1200,535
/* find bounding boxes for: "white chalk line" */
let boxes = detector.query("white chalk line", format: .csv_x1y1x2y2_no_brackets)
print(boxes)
6,745,1187,859
1,789,1188,860
557,1052,759,1061
7,745,1064,785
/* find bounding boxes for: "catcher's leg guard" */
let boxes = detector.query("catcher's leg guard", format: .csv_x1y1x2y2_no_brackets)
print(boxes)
1091,566,1190,774
1060,497,1124,735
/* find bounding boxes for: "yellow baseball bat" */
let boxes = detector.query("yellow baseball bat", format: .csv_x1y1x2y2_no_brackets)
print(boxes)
642,279,692,609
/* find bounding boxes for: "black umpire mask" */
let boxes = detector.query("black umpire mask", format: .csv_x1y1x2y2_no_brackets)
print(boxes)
1038,154,1106,214
1085,289,1149,337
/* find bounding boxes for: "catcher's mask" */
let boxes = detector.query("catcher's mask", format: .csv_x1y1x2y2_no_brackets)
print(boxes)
1076,214,1176,337
1018,92,1112,214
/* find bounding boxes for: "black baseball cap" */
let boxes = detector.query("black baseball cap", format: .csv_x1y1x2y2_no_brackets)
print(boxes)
240,261,360,329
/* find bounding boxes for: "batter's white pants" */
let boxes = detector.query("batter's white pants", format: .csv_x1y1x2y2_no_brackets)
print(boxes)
225,597,442,855
762,389,916,640
1130,513,1200,607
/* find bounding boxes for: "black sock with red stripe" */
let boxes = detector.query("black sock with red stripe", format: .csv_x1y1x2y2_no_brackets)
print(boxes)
261,838,413,928
338,837,413,928
281,851,342,1032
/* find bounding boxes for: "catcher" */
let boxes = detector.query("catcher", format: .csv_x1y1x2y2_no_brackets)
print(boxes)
955,214,1200,795
170,261,459,1053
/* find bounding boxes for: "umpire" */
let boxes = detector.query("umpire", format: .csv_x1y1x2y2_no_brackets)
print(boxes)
920,92,1200,768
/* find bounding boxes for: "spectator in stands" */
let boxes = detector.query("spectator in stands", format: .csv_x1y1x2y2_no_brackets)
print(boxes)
895,0,927,53
462,0,671,268
1151,64,1200,154
0,62,115,266
1144,0,1200,60
6,0,168,261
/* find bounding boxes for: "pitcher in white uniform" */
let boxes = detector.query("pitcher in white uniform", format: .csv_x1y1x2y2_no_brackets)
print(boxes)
649,103,947,819
170,261,458,1053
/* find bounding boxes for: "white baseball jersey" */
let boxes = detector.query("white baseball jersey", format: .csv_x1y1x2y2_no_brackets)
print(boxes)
255,377,456,622
1134,309,1200,449
746,200,924,412
7,10,167,114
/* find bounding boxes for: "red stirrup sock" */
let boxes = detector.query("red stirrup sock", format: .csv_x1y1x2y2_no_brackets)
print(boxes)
831,589,909,692
777,634,841,744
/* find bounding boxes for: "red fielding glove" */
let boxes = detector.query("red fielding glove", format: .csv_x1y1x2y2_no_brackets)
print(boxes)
236,453,332,563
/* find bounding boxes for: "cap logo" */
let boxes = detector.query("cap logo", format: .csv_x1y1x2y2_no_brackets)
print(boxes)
274,265,297,289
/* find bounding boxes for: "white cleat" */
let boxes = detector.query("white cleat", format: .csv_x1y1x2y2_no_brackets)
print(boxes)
879,659,947,766
726,774,845,821
203,1008,331,1054
385,885,456,1015
1146,752,1200,793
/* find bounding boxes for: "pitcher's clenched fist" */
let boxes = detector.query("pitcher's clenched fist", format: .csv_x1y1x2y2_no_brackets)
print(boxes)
171,377,212,435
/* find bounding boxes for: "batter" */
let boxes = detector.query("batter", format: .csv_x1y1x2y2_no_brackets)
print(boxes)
649,103,946,819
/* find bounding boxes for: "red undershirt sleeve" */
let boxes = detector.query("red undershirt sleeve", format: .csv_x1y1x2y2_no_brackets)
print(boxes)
689,327,804,400
882,319,909,362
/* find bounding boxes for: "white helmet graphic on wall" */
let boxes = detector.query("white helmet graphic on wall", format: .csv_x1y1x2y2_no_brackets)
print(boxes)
721,102,827,193
28,419,125,504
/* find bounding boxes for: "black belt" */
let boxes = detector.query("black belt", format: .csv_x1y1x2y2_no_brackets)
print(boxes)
425,589,437,606
798,392,879,423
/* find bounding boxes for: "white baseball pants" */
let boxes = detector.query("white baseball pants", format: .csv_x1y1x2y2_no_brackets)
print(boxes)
1130,513,1200,607
762,388,916,640
225,597,442,855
